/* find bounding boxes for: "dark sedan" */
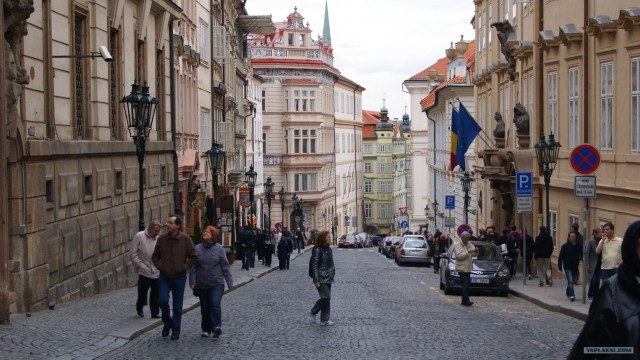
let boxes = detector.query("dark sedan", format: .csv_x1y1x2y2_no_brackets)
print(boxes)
439,241,510,297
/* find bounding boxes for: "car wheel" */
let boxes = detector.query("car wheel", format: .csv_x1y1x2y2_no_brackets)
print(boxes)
426,261,431,268
397,258,403,266
444,277,453,295
439,279,445,290
499,289,509,297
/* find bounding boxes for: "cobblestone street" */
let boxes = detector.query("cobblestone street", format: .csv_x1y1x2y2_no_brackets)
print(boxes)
92,248,582,360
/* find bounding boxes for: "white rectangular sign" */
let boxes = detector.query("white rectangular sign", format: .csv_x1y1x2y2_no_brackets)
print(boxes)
516,196,533,213
444,217,455,227
574,176,596,198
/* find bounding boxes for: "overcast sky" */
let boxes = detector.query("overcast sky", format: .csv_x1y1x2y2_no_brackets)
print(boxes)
245,0,476,119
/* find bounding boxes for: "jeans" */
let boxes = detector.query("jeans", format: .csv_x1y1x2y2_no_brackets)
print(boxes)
588,265,601,298
460,272,471,303
158,274,186,335
509,254,518,277
599,268,617,282
433,256,440,272
136,274,159,316
199,284,225,333
524,256,533,277
564,268,576,298
295,239,303,253
242,246,253,270
311,283,332,322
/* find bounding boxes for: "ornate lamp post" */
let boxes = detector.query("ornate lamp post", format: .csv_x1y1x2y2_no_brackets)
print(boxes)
432,200,439,230
205,142,225,226
122,82,157,231
264,177,274,233
278,186,286,228
461,171,474,225
245,165,258,228
534,133,561,231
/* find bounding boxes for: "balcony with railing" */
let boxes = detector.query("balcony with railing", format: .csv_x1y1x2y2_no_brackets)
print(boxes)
250,46,334,67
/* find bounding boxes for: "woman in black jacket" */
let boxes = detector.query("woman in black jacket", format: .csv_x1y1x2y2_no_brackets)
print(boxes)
308,230,336,326
568,220,640,359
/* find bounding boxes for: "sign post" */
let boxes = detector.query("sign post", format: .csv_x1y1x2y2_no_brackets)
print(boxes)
516,172,533,285
570,144,600,305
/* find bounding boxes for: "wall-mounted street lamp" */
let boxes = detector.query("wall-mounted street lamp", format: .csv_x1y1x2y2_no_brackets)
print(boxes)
264,177,275,233
206,142,225,226
535,133,561,232
461,172,474,225
278,186,286,228
432,200,439,229
121,82,157,231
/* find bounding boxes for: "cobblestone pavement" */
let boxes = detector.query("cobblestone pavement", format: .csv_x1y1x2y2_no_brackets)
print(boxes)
95,248,583,360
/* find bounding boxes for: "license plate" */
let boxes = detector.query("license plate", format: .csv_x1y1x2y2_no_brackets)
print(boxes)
471,278,489,284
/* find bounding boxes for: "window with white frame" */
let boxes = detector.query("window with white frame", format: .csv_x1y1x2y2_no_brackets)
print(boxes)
284,90,289,112
364,203,372,218
293,129,317,154
364,179,372,193
293,89,316,112
488,1,493,47
378,203,392,218
633,58,640,152
199,20,209,64
294,173,317,191
377,181,393,193
377,163,393,174
568,214,580,234
569,67,580,148
377,144,391,153
364,162,372,173
406,175,412,188
548,71,558,136
200,110,211,155
550,210,558,248
284,129,289,153
601,62,614,151
363,143,372,153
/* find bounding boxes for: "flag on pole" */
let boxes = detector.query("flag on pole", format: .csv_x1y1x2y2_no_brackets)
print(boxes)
450,107,459,171
455,101,482,170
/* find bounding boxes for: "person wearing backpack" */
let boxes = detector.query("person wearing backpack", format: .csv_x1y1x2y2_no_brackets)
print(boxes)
308,230,335,326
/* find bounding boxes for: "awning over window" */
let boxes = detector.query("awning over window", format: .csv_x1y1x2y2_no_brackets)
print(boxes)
237,15,276,35
179,149,199,175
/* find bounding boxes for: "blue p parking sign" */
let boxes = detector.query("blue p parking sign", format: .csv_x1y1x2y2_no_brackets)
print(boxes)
516,172,533,197
445,195,455,210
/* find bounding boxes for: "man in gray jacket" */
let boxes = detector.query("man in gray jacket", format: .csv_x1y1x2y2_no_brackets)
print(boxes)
130,221,161,318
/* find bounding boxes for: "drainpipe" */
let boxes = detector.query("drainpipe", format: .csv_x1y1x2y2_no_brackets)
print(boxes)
353,86,360,232
425,109,437,229
582,0,589,143
169,20,180,214
0,4,8,324
535,0,545,229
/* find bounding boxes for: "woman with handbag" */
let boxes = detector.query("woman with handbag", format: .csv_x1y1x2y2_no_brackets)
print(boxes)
189,226,233,339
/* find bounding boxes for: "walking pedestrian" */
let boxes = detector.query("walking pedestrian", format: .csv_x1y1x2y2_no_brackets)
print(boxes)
152,214,197,340
277,232,290,270
238,225,254,270
430,236,443,274
453,231,478,306
568,220,640,359
309,230,336,326
557,232,583,302
130,220,161,318
570,223,584,285
595,222,622,282
585,228,602,302
261,228,273,267
522,232,534,280
535,226,554,287
189,226,233,339
295,228,306,253
284,230,294,269
256,228,265,265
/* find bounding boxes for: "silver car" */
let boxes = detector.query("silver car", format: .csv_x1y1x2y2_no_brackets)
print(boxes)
395,237,431,266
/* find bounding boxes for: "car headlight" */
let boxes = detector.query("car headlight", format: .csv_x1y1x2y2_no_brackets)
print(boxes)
497,267,510,277
449,268,459,277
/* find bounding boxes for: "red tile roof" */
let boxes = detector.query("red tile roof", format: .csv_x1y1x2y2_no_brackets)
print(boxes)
362,110,380,138
420,76,471,111
409,40,476,80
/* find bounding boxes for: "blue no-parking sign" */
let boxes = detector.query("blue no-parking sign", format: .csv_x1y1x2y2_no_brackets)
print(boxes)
445,195,455,209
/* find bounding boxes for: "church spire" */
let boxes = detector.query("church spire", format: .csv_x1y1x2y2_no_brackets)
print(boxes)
323,0,332,45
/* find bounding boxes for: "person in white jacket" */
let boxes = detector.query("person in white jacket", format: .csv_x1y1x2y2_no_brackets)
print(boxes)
130,221,161,318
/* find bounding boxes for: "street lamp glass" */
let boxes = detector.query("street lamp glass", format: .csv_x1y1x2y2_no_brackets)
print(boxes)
424,205,429,216
278,186,286,204
122,82,157,138
535,135,549,166
205,142,225,175
433,200,439,214
245,165,257,189
546,133,562,171
265,177,274,197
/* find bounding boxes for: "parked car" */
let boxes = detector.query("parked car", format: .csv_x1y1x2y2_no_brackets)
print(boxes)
386,237,403,258
338,235,348,248
345,234,358,248
439,241,510,297
382,236,402,257
395,238,431,267
371,234,385,247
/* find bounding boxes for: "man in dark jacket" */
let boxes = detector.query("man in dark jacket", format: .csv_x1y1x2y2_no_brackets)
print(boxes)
570,223,584,285
535,226,554,286
522,232,535,280
558,232,583,302
152,214,197,340
237,226,255,270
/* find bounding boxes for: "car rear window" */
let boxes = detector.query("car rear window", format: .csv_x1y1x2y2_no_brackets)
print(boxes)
476,245,501,261
405,240,426,248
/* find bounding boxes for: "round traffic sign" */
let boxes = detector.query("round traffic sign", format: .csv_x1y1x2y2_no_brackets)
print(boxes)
457,224,471,237
400,221,409,229
570,144,600,174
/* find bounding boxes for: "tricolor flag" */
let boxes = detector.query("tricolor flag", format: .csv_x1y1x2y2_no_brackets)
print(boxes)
450,101,482,171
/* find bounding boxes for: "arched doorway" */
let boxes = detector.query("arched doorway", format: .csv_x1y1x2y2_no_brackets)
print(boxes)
290,208,304,231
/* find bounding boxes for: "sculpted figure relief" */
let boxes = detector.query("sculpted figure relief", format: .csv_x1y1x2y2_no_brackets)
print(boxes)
493,112,505,139
491,19,516,81
513,103,530,136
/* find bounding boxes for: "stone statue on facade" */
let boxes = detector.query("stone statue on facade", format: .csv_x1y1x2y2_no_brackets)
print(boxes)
491,19,516,81
513,103,531,148
493,112,505,148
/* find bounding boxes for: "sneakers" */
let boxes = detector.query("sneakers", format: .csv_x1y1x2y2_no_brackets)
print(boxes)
308,310,317,324
569,296,575,302
588,296,593,302
320,320,335,326
212,326,221,339
539,283,544,287
461,301,474,307
528,275,532,280
201,332,210,338
162,325,170,338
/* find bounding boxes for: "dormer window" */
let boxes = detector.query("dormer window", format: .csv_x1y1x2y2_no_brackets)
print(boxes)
288,33,294,45
299,34,305,46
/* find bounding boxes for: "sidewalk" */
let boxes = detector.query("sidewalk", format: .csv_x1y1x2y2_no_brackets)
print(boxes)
4,247,312,341
508,272,590,321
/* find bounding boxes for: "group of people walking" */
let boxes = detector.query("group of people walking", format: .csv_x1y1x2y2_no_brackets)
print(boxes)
130,215,233,341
